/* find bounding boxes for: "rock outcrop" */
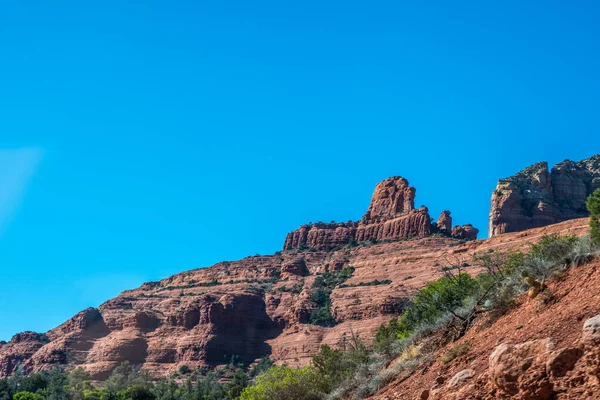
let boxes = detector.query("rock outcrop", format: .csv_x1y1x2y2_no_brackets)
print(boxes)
436,211,452,233
451,224,479,241
0,217,588,381
283,177,477,251
375,241,600,400
489,153,600,237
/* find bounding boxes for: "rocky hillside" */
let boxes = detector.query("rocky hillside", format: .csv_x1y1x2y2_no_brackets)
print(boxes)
0,176,483,380
0,174,592,386
375,235,600,400
489,153,600,237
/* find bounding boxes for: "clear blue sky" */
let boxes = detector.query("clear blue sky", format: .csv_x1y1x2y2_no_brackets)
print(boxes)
1,0,599,341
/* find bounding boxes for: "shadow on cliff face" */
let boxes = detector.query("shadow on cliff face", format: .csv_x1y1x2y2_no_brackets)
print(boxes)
203,293,283,365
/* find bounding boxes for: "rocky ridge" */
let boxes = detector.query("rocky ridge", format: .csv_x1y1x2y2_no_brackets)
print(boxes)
375,242,600,400
284,177,478,251
0,214,587,381
1,173,592,384
489,153,600,237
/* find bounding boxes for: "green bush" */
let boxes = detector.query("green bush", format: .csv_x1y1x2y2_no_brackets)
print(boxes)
399,272,478,336
116,386,155,400
13,393,44,400
588,189,600,244
373,318,402,355
311,345,357,392
240,366,324,400
308,267,354,326
177,365,190,375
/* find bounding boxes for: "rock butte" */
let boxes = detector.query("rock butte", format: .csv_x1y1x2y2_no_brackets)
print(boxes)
283,176,478,251
489,153,600,237
0,175,590,382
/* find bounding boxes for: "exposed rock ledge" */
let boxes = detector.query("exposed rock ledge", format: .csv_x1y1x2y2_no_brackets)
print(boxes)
489,153,600,237
284,176,478,251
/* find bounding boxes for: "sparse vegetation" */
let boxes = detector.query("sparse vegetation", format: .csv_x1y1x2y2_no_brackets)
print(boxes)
308,267,354,326
4,233,599,400
339,279,391,288
440,342,470,363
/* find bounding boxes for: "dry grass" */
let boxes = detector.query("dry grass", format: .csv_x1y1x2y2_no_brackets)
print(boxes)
439,342,470,363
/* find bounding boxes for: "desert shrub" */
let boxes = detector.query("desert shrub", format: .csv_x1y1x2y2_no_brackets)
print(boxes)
528,235,577,267
13,393,45,400
311,345,358,392
439,342,470,363
308,306,336,327
308,268,354,326
177,365,190,375
116,386,155,400
398,273,478,337
588,189,600,244
15,373,49,395
239,366,324,400
569,235,600,267
373,318,402,355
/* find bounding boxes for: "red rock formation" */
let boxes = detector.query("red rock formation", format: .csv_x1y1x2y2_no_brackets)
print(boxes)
0,218,588,380
489,153,600,237
361,177,415,223
283,177,444,251
354,207,431,242
451,224,479,241
283,222,358,251
436,211,452,233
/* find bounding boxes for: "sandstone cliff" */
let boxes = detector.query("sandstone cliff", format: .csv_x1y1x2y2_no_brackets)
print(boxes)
489,153,600,237
283,177,476,252
0,217,587,381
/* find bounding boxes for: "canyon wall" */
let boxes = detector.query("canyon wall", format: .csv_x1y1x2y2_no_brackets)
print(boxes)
489,153,600,237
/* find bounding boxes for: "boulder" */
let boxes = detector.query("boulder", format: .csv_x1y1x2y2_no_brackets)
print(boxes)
489,338,554,399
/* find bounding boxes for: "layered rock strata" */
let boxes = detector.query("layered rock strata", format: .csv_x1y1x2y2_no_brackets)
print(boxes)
489,153,600,237
284,177,477,251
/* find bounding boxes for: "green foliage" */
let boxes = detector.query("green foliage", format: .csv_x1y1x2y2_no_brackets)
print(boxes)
529,234,577,265
116,386,155,400
13,393,44,400
400,273,478,335
239,366,323,400
373,318,402,355
588,189,600,244
46,370,68,400
339,280,392,288
248,357,274,379
308,267,354,326
307,306,336,327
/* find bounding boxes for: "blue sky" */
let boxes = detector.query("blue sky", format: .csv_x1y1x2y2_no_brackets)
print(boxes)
1,0,599,341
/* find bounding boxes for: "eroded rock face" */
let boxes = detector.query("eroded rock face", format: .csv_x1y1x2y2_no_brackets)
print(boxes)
362,176,415,223
451,224,479,241
283,222,358,251
0,218,590,381
283,176,473,251
489,154,600,237
436,211,452,233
